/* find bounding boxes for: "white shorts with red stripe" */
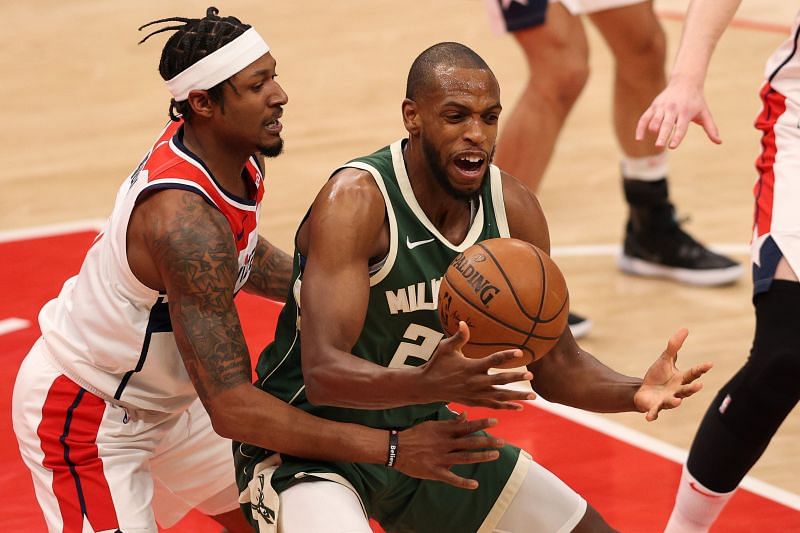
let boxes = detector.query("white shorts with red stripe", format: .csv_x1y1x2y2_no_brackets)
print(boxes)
752,83,800,294
12,339,239,532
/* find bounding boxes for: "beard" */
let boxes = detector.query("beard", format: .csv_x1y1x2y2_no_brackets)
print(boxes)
420,133,488,201
259,138,284,158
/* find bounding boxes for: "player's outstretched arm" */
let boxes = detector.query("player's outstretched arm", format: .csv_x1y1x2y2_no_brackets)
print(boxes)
134,189,501,486
501,171,711,415
633,329,713,421
635,0,742,149
242,235,293,302
299,169,534,410
530,326,711,418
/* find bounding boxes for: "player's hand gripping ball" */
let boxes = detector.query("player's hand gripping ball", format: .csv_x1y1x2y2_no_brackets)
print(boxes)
438,238,569,368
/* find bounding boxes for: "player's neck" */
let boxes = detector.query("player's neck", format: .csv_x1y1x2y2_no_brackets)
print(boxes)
403,141,473,242
182,124,253,197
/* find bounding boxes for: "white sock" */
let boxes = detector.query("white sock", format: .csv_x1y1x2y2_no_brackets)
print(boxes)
621,152,669,181
664,464,737,533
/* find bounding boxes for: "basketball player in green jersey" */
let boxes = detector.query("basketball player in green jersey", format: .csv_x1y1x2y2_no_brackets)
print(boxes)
236,42,712,532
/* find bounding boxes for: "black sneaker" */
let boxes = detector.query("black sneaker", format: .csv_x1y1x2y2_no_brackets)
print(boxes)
568,312,592,339
618,218,743,286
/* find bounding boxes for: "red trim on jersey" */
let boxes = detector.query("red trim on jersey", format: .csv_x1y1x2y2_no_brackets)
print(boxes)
143,120,264,257
754,84,787,237
37,376,119,532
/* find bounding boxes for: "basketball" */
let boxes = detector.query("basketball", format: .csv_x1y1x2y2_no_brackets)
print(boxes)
438,238,569,368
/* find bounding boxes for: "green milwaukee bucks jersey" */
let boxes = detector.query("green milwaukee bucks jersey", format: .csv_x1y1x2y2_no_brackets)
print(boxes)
254,139,510,429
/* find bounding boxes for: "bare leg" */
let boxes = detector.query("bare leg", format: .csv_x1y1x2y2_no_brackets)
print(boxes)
588,1,667,158
494,3,589,192
590,1,741,285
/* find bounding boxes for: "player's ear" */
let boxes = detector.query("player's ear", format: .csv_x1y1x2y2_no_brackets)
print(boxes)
402,98,421,135
186,90,215,118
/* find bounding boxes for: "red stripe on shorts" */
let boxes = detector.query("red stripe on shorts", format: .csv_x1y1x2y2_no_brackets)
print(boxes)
37,375,119,532
753,83,787,236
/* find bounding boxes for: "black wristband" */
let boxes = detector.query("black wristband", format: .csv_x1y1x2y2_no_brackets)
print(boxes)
386,429,399,468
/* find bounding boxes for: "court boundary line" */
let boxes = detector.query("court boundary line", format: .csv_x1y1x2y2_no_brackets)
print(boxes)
1,219,796,511
0,219,752,255
529,398,800,511
658,9,791,35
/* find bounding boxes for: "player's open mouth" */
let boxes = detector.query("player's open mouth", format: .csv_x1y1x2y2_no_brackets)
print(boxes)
454,154,485,175
264,119,282,133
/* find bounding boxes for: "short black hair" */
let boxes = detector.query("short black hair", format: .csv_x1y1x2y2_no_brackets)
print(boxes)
138,6,251,121
405,42,494,100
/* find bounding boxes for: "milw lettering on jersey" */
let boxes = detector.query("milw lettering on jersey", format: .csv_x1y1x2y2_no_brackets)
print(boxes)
386,277,442,315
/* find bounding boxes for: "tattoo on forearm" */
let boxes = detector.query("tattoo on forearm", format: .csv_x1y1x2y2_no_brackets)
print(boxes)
150,193,251,397
244,236,293,301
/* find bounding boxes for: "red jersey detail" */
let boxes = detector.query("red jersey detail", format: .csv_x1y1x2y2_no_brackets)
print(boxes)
143,120,264,257
754,84,786,237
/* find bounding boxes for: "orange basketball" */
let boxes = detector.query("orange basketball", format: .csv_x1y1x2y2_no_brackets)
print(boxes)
438,238,569,368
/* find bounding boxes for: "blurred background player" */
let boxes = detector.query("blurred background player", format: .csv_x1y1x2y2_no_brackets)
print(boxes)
485,0,743,337
637,1,800,531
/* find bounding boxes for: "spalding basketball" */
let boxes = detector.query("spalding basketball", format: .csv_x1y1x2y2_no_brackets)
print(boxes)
438,238,569,368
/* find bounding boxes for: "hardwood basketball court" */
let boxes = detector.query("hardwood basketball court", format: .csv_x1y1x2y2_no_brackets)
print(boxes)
1,0,797,530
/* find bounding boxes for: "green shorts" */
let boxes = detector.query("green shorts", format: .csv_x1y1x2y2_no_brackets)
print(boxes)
270,406,531,533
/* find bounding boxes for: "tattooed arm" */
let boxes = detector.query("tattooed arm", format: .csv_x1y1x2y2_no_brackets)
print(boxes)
125,190,504,488
242,235,293,302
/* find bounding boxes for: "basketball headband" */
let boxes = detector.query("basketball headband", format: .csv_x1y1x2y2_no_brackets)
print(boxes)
166,28,270,102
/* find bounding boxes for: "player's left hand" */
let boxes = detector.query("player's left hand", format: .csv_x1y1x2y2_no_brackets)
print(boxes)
633,328,713,421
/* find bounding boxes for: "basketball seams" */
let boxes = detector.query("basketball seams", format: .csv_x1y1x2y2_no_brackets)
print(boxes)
439,238,569,364
441,274,532,337
521,245,548,355
539,291,569,324
478,241,548,358
475,242,539,322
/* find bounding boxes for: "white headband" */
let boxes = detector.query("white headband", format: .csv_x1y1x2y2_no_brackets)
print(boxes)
166,28,270,102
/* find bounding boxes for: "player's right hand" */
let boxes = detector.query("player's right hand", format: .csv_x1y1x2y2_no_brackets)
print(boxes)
395,413,504,489
636,77,721,149
421,321,536,410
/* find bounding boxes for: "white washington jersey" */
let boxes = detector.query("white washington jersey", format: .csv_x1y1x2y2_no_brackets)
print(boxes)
37,120,264,413
764,10,800,102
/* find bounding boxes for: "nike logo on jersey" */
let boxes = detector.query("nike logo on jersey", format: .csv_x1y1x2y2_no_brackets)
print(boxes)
406,236,435,249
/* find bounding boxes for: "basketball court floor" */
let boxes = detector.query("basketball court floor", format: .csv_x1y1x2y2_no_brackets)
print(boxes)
1,1,798,531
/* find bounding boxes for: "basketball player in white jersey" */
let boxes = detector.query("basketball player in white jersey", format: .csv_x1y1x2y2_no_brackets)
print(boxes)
638,2,800,531
11,8,538,532
485,0,743,338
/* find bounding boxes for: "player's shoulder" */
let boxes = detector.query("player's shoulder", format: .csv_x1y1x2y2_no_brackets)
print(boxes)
321,166,384,204
499,169,542,212
498,168,550,253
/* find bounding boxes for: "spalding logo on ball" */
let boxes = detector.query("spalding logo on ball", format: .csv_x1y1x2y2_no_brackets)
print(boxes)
438,238,569,368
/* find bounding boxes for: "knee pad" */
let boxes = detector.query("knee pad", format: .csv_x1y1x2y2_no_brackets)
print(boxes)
687,280,800,491
720,280,800,437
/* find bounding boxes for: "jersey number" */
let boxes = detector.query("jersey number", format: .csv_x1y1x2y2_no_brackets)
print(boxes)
388,324,443,369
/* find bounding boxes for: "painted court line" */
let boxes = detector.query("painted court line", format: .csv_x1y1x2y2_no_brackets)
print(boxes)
0,219,751,257
0,318,31,337
530,397,800,511
549,243,750,257
2,219,796,511
0,219,104,243
658,9,791,35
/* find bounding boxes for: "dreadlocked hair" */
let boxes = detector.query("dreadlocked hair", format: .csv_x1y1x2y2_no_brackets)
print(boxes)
138,6,251,122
